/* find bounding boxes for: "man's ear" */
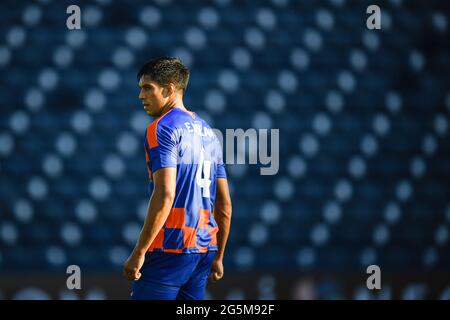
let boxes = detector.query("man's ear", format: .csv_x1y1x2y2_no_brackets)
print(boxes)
163,83,176,98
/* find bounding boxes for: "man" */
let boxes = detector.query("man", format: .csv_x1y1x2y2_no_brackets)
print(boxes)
123,57,232,300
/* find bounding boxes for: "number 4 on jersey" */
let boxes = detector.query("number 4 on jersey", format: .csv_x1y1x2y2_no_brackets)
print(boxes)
196,147,212,198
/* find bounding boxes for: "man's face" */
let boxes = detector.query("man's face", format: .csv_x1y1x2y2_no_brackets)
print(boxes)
138,76,168,117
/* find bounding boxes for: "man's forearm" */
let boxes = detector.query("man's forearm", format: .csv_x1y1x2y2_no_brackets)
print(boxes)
214,203,232,260
133,190,174,255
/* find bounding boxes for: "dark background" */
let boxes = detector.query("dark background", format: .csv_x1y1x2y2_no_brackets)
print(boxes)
0,0,449,299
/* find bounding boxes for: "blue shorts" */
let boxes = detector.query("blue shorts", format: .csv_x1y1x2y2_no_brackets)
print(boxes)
130,251,217,300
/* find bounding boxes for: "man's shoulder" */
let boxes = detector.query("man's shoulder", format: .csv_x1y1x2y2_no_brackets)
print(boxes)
146,109,181,133
146,108,216,140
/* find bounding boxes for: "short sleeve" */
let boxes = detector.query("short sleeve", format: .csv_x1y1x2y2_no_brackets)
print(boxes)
216,163,227,179
145,122,178,173
215,136,227,179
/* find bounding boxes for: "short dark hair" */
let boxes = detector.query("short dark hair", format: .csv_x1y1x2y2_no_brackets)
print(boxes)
137,57,190,94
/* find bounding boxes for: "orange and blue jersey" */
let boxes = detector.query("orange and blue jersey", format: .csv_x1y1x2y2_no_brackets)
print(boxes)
143,107,227,254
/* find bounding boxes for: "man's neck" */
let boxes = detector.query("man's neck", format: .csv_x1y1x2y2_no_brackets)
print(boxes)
160,98,187,116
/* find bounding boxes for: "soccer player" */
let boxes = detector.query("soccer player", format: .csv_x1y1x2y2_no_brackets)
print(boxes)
123,57,232,300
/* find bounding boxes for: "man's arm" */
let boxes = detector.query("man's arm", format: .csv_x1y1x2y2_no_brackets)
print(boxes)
123,167,176,281
209,177,232,282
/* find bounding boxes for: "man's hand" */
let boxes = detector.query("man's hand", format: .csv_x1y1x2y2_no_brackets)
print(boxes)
123,251,146,281
209,257,224,283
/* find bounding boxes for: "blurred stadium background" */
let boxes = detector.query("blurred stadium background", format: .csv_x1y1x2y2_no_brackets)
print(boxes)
1,0,450,299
